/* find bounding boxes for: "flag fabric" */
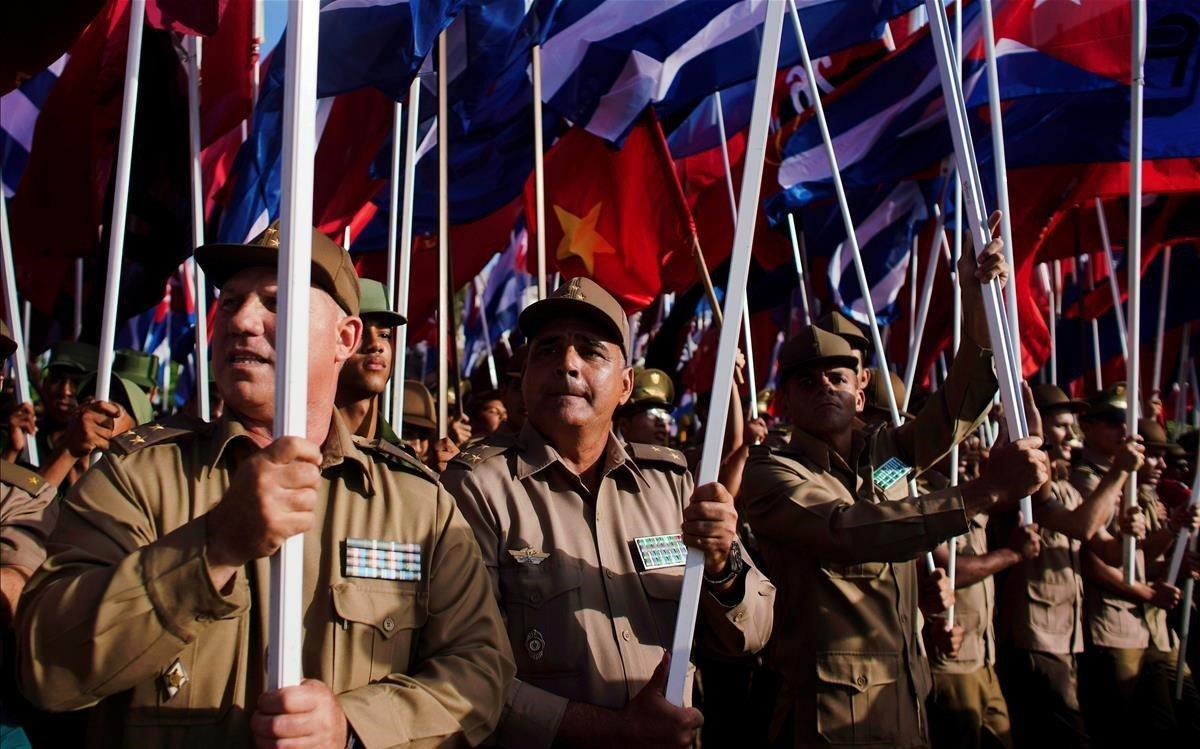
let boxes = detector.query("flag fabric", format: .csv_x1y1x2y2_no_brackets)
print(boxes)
145,0,227,37
1,0,104,94
0,55,67,197
540,0,922,143
522,114,694,312
199,0,254,147
463,224,533,377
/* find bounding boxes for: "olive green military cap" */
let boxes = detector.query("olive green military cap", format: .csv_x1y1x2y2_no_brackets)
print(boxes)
620,368,674,416
0,320,15,359
358,278,407,327
79,372,155,426
403,379,437,431
779,325,860,376
519,276,630,357
1083,382,1127,420
196,221,361,316
1033,383,1088,415
46,341,99,374
113,349,160,391
864,368,913,419
1138,418,1171,449
816,310,871,352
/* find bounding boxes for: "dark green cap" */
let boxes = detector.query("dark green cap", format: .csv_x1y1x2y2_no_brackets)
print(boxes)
358,278,407,327
779,325,860,376
113,349,160,391
620,368,674,416
79,372,154,426
46,341,99,374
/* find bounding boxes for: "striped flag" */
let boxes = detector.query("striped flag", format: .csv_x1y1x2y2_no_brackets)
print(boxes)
0,55,67,197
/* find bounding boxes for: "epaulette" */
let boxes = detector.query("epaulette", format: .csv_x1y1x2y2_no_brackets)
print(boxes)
353,437,439,483
625,442,688,471
446,437,514,471
0,460,50,494
109,415,206,457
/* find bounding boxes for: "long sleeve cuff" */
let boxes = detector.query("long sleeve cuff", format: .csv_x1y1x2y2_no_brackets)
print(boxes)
141,515,249,643
917,488,970,547
494,679,569,749
698,565,776,657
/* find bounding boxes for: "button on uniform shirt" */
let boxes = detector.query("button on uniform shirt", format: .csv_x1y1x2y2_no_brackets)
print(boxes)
1071,456,1173,653
442,423,775,749
931,516,996,674
17,413,513,748
0,461,58,575
998,479,1086,655
740,339,997,749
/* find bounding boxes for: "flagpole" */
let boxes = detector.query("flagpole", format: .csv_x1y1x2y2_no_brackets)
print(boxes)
0,197,39,465
1040,263,1058,386
1094,198,1129,360
268,0,319,691
980,0,1022,375
383,100,403,422
923,0,1032,526
1151,246,1171,396
908,236,919,358
665,0,784,708
184,34,210,421
785,214,812,326
392,76,420,434
1123,0,1147,585
743,307,758,420
532,44,548,300
477,278,498,390
1083,255,1104,389
903,204,951,410
436,32,450,440
74,258,84,340
946,0,965,628
94,0,146,453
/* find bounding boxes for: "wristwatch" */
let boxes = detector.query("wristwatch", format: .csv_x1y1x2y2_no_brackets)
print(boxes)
704,540,745,586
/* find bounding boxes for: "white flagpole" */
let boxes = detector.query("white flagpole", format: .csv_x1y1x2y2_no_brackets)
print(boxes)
1151,246,1171,396
903,205,951,409
532,44,548,300
1167,439,1200,585
1123,0,1147,585
0,197,39,465
666,0,784,708
923,0,1031,526
94,0,146,424
436,33,450,439
184,35,210,421
909,236,919,357
785,214,812,326
477,277,499,391
947,0,964,629
1082,255,1104,389
381,101,403,421
269,0,319,691
74,258,84,340
391,76,420,434
1094,198,1129,360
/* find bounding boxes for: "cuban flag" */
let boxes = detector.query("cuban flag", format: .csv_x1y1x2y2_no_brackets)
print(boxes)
0,54,66,197
540,0,922,142
462,223,532,378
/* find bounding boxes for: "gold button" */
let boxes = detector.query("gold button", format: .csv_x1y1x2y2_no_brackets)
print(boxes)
382,617,395,632
621,629,633,642
855,675,867,688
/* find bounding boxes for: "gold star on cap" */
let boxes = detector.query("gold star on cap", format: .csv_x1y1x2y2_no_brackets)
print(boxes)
258,225,281,248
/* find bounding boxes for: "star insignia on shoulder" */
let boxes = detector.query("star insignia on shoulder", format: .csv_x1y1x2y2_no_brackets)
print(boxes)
26,475,40,487
463,451,483,463
128,433,147,445
149,424,166,431
650,445,661,452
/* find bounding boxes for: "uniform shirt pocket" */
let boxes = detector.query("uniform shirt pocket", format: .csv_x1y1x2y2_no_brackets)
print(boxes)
814,652,901,745
637,567,684,644
332,581,429,684
1027,581,1075,634
499,559,584,676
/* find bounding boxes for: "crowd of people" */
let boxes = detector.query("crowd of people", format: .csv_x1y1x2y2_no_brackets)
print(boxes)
0,221,1198,749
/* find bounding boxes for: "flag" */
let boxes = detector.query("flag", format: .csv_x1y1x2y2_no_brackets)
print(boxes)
0,54,67,197
145,0,227,37
199,0,254,147
1,0,104,94
522,114,694,312
463,224,533,377
540,0,922,142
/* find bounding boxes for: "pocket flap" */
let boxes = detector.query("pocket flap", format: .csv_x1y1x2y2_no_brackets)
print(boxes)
499,559,583,608
638,568,684,600
1027,581,1074,606
332,582,428,639
815,653,899,693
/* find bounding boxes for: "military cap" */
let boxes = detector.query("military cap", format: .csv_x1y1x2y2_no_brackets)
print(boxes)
1082,382,1127,420
402,379,437,431
113,349,160,391
1032,383,1087,415
864,368,913,419
357,278,407,327
0,320,16,359
1138,418,1171,449
755,388,773,417
620,368,675,415
46,340,99,374
518,276,630,357
79,372,155,426
196,221,361,316
816,310,871,353
779,325,860,376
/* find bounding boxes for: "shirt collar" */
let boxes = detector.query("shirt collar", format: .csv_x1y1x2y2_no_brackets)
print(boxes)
515,421,639,485
787,428,867,473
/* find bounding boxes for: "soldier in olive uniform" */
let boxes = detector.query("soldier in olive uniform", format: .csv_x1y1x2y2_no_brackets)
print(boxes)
443,277,776,749
615,368,675,446
740,235,1052,749
337,277,407,447
18,226,513,748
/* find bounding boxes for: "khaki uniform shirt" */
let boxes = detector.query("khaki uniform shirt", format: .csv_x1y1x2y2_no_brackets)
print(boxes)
741,338,996,748
931,515,995,674
0,461,57,573
442,423,776,749
999,479,1085,654
17,413,514,748
1072,458,1173,652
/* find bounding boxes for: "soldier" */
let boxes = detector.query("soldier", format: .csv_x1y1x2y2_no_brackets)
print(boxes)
33,341,97,464
740,232,1051,748
861,368,912,427
442,277,776,749
17,225,513,747
466,391,508,442
815,310,871,388
337,277,407,446
399,379,438,462
615,367,675,446
113,348,161,400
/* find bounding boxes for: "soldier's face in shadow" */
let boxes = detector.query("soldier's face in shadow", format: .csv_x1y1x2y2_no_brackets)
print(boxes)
1080,416,1127,458
782,365,863,438
339,320,394,400
523,317,633,437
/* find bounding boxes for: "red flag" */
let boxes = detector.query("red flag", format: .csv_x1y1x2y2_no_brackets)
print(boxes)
523,113,694,312
145,0,226,37
199,0,253,146
313,87,393,240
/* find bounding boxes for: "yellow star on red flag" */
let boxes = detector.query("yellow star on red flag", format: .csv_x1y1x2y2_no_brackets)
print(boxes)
553,203,616,274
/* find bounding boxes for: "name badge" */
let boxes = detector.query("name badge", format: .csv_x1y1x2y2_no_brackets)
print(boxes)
634,534,688,570
872,456,911,490
344,538,422,581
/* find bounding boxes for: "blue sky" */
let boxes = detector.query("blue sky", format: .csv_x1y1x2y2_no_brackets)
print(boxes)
263,1,288,56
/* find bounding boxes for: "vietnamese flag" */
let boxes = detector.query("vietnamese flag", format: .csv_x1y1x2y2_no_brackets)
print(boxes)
523,112,695,312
